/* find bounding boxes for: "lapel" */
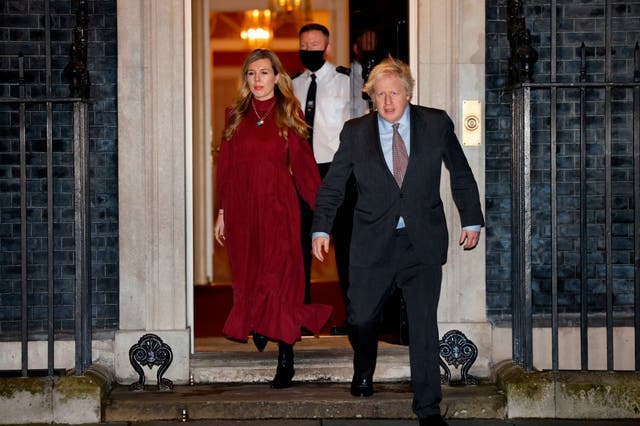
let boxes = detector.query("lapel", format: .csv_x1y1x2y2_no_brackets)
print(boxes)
366,112,397,182
366,113,388,170
406,105,425,183
367,108,423,189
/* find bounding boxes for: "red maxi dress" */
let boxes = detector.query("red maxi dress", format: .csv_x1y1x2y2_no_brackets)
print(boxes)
216,97,332,345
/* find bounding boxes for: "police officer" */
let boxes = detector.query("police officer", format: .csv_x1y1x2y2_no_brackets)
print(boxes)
293,23,354,335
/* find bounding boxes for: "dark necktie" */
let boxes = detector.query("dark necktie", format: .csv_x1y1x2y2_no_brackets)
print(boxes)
304,73,317,146
392,123,408,187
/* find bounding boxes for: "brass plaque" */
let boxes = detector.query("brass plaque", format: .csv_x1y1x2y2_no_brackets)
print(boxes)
462,100,482,146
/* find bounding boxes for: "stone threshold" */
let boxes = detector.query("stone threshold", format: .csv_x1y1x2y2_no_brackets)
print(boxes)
191,336,411,384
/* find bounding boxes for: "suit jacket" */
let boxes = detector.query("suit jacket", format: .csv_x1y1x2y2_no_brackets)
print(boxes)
312,104,484,268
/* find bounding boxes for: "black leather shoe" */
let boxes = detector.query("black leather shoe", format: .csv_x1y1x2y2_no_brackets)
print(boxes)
418,414,448,426
253,333,268,352
330,325,349,335
350,376,373,397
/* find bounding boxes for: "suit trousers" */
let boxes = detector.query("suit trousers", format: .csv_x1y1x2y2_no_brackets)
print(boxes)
348,228,443,418
300,162,355,306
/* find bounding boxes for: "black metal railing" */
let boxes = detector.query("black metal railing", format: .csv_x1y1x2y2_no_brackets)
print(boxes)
0,0,92,376
509,0,640,372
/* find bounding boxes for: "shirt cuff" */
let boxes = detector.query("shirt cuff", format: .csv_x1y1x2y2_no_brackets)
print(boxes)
312,231,330,241
463,225,482,232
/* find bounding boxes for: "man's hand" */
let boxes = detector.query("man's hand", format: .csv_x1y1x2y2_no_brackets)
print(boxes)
312,236,330,261
459,229,480,250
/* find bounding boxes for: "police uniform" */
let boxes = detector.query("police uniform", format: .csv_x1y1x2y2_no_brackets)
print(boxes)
293,61,351,164
293,61,355,329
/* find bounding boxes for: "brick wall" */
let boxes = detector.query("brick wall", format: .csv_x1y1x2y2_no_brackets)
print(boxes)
0,0,118,336
2,0,637,337
486,0,639,322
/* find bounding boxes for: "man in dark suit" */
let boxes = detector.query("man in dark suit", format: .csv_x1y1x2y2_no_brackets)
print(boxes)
311,57,484,426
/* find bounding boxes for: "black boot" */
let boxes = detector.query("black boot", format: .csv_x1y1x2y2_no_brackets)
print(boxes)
253,332,268,352
271,341,295,389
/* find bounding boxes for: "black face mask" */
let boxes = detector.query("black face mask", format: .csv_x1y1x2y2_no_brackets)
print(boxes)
299,50,326,72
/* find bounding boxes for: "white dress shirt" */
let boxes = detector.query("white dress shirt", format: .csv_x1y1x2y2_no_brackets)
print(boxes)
293,61,351,164
377,107,481,232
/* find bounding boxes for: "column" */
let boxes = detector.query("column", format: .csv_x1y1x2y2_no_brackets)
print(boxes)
115,0,190,384
416,0,491,376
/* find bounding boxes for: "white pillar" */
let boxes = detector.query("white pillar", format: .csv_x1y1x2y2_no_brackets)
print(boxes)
115,0,190,384
416,0,491,376
192,0,212,288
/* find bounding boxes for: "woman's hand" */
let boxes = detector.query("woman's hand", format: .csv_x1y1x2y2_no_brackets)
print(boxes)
214,210,225,245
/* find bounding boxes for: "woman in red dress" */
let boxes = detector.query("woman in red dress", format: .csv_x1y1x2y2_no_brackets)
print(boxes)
214,49,332,388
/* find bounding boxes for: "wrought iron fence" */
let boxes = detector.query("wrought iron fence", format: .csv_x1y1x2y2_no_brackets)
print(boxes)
0,0,92,376
509,0,640,372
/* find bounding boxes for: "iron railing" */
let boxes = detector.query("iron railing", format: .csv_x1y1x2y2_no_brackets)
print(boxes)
0,0,92,376
509,0,640,372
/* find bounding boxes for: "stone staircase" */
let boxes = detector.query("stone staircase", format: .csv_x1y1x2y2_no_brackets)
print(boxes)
105,340,505,422
5,336,640,424
104,341,640,423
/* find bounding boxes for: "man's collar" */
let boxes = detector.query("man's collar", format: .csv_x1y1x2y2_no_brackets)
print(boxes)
377,104,412,130
305,61,332,78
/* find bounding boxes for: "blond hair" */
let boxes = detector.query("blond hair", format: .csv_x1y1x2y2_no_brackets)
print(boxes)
363,55,415,101
222,49,309,141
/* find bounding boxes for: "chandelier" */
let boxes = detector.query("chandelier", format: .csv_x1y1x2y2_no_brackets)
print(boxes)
269,0,313,25
240,0,313,47
240,9,272,48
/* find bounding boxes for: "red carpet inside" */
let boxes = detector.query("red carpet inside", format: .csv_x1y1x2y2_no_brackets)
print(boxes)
194,281,346,338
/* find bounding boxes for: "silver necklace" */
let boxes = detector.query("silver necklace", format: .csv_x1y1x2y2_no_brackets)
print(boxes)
252,99,275,126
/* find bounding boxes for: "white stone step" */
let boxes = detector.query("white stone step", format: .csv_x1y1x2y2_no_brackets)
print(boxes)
191,336,410,384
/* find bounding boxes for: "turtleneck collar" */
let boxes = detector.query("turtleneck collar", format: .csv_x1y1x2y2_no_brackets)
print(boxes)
252,95,276,113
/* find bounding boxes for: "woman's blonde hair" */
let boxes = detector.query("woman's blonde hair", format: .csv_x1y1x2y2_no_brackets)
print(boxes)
222,49,309,141
363,55,415,101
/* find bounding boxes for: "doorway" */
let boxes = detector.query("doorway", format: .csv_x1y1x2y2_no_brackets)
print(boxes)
193,0,409,348
349,0,409,62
